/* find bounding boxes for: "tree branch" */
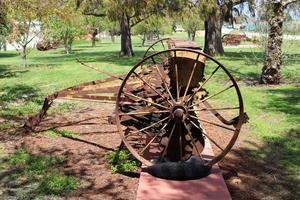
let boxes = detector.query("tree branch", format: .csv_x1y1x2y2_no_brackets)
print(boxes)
283,0,299,8
130,15,151,27
231,0,249,6
82,11,106,17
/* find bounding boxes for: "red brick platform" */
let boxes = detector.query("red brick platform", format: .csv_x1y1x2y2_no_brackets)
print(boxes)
136,139,232,200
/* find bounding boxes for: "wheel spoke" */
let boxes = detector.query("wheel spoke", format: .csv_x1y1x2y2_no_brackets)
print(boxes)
123,91,168,110
182,53,200,102
179,122,182,159
119,110,169,116
139,119,170,155
186,65,221,102
154,65,175,102
151,57,156,64
190,84,234,108
183,121,202,158
129,116,169,136
160,40,166,50
133,71,173,106
174,50,180,101
188,118,224,151
189,115,235,132
160,122,176,160
189,106,240,112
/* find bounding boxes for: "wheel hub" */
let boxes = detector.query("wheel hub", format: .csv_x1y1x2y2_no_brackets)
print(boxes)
171,105,187,121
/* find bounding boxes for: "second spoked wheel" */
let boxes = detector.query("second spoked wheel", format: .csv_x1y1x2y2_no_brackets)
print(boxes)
115,48,245,167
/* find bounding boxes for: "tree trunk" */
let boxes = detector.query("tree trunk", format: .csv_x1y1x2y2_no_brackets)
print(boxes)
63,31,70,54
109,31,115,43
260,2,284,84
120,13,134,57
21,45,27,67
187,31,191,40
204,9,224,56
91,29,98,47
141,33,146,46
191,30,196,41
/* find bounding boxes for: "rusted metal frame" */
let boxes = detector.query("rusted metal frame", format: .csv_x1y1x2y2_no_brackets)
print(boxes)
143,38,171,58
115,48,246,167
59,76,122,95
174,50,180,101
24,74,125,132
57,86,120,97
189,114,235,132
182,53,201,102
61,94,117,102
201,100,243,126
160,122,176,161
183,121,203,159
23,93,58,132
154,65,175,102
76,58,124,81
189,84,234,108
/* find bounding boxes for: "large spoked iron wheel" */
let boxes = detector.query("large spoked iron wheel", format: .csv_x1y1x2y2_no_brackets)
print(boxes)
115,48,245,167
143,38,171,58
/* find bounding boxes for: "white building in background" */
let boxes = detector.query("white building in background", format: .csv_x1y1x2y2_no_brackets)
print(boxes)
2,21,42,51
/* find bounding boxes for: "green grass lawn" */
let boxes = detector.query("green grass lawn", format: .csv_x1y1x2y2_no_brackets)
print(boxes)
0,33,299,196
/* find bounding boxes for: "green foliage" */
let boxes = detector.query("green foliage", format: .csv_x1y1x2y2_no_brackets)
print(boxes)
8,148,64,174
132,15,172,41
41,1,84,54
173,6,204,40
39,173,79,195
43,129,78,138
9,148,31,166
106,149,141,173
1,148,78,198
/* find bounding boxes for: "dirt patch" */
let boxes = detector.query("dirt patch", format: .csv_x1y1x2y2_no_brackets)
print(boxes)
1,101,298,200
1,102,139,200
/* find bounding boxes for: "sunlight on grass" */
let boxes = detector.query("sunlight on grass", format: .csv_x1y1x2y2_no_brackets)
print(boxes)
0,148,78,199
0,34,299,186
43,129,78,138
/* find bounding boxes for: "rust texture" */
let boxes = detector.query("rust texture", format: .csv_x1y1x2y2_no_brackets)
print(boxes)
24,38,248,168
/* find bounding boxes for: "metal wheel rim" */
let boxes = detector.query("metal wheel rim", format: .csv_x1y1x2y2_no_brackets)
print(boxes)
115,48,244,167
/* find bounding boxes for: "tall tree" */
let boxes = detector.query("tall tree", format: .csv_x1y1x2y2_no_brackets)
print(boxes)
0,0,9,51
197,0,254,56
6,0,50,66
42,0,84,54
176,6,203,41
260,0,300,84
133,16,172,46
84,16,102,47
77,0,173,57
105,0,168,57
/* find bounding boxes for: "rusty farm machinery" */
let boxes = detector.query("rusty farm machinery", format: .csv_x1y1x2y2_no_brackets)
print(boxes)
24,38,248,179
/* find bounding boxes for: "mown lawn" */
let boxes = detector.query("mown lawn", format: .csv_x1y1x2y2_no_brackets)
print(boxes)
0,33,299,197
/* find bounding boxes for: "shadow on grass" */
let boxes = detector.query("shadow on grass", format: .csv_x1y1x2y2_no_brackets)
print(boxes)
0,84,41,104
0,52,18,58
221,127,300,200
0,64,29,79
31,50,146,68
262,87,300,119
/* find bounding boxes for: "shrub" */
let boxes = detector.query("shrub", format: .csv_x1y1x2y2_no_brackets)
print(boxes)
39,173,79,195
106,149,141,173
